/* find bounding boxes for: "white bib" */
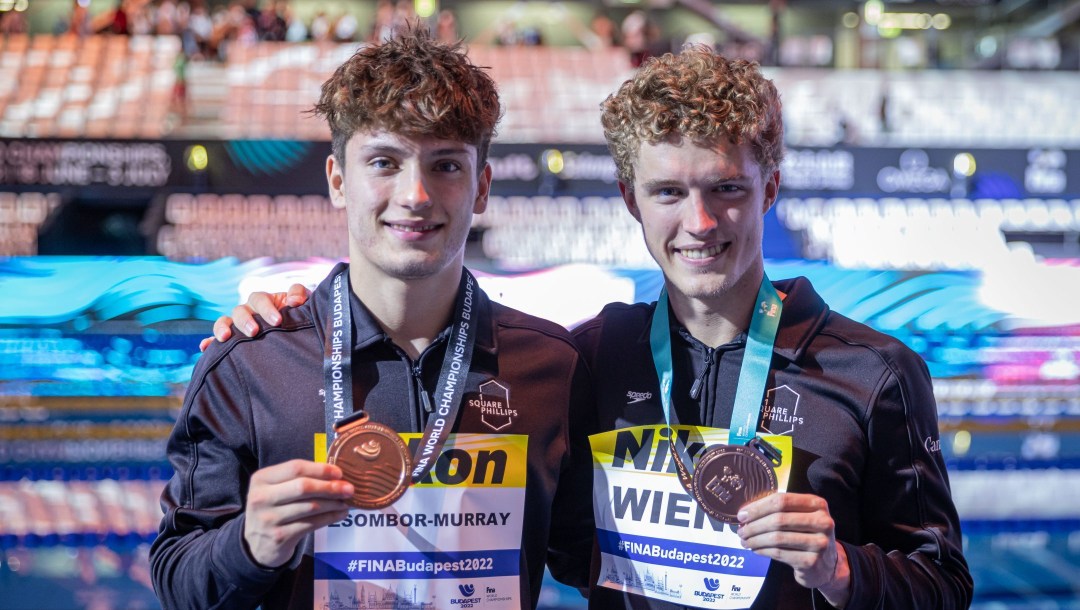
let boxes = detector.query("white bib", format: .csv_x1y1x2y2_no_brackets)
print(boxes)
315,433,527,610
591,425,792,609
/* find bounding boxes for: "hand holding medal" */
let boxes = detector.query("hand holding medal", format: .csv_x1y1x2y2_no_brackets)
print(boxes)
687,437,782,524
322,269,477,511
651,277,785,524
326,411,411,509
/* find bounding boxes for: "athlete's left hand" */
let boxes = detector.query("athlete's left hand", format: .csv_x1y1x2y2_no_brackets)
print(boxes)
197,284,310,352
736,492,851,608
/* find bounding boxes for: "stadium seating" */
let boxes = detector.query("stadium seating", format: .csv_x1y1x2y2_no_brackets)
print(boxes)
157,192,347,260
0,191,61,256
154,192,1079,269
477,195,652,267
770,68,1080,147
775,196,1080,268
7,36,1077,147
219,42,344,139
0,35,180,139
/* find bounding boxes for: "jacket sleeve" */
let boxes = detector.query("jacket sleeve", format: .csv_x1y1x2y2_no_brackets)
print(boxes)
545,352,597,591
150,351,293,609
840,346,973,609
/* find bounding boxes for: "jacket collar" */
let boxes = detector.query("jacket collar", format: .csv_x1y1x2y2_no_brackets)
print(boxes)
310,262,498,355
635,276,829,363
770,276,829,362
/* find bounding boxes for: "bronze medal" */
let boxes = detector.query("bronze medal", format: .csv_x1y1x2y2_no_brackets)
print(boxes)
327,413,411,510
690,444,778,524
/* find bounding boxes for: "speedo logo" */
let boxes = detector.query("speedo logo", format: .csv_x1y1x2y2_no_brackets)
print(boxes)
626,390,652,404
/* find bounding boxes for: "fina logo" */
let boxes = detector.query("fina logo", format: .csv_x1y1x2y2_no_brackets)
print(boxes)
703,578,721,592
458,584,475,596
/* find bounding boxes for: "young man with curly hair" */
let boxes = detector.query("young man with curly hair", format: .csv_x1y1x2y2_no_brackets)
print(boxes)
151,27,594,610
573,47,971,609
221,47,972,609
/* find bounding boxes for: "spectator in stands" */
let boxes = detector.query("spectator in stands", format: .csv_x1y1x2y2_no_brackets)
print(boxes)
369,0,394,42
369,0,415,43
589,11,619,48
185,2,213,55
106,0,130,35
564,8,616,51
55,0,90,36
483,17,543,47
621,10,662,67
209,2,257,59
256,0,286,41
155,0,180,36
222,46,974,610
2,6,29,34
493,18,520,46
332,11,358,42
240,0,259,25
392,0,416,35
371,0,416,43
309,10,330,42
235,4,259,44
177,6,202,58
169,51,189,124
128,0,154,36
520,25,543,46
283,4,307,42
435,8,458,45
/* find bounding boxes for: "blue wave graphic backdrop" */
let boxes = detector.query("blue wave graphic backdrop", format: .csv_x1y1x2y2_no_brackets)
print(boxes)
1,256,1039,393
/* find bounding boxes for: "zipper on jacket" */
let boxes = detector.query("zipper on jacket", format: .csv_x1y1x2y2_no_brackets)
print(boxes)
689,346,715,401
413,363,433,413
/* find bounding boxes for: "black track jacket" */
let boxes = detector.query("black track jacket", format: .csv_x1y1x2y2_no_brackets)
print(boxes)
151,263,595,609
572,276,972,609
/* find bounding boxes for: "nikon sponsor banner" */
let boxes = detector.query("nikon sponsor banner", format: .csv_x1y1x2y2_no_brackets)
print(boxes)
314,433,526,610
590,425,792,609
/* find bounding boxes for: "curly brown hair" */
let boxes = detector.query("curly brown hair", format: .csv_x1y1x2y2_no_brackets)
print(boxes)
601,46,784,187
314,24,501,171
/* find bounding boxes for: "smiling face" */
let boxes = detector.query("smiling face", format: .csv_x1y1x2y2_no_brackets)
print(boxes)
622,136,779,308
327,130,491,283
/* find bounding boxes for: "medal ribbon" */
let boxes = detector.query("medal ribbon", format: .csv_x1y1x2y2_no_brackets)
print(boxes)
648,274,783,487
323,267,478,484
323,270,352,440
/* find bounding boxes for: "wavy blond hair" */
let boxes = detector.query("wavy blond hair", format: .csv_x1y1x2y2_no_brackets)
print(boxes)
601,46,784,187
314,24,501,170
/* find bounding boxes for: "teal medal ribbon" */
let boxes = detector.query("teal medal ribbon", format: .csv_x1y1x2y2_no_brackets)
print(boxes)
649,274,784,522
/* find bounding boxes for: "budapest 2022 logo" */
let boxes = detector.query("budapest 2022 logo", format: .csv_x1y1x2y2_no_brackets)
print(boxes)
695,577,726,602
452,583,480,608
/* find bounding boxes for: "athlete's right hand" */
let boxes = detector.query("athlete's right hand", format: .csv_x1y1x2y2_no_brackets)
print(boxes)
242,459,354,568
198,284,311,351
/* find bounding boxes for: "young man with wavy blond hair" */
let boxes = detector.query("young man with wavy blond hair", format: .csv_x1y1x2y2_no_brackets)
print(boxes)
574,46,971,609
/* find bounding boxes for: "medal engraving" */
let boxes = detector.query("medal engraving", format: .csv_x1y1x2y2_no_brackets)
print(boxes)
691,444,777,524
327,415,410,510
